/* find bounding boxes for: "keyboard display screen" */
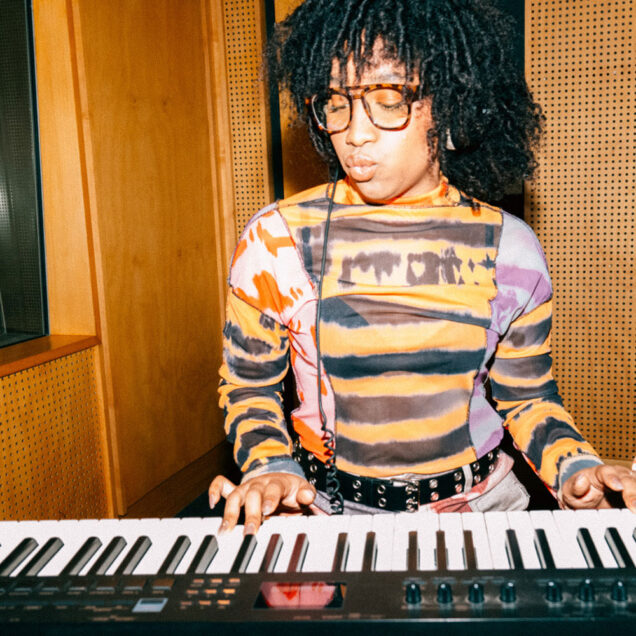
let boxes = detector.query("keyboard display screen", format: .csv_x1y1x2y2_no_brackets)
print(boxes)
255,582,346,609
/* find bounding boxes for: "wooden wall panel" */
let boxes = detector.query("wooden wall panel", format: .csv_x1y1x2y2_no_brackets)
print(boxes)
525,0,635,462
68,0,232,511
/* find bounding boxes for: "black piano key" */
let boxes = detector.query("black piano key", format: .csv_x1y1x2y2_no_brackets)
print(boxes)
331,532,349,573
435,530,447,571
505,529,524,569
259,534,283,574
577,528,603,568
115,536,151,576
60,537,102,576
187,535,219,574
407,531,419,572
463,530,477,570
158,535,191,575
230,535,257,574
0,538,38,576
19,538,64,576
605,527,634,568
88,536,127,575
287,533,308,573
534,528,556,569
362,531,377,572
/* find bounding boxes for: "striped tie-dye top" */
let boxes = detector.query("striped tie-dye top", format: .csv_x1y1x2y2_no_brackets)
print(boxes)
219,177,601,491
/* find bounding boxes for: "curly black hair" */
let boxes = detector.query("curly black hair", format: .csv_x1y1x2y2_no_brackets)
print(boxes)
267,0,544,202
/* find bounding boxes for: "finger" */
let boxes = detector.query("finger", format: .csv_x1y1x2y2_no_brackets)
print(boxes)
221,487,247,533
296,483,317,506
243,487,265,535
619,473,636,512
592,465,626,492
208,475,237,509
569,472,591,498
261,480,284,516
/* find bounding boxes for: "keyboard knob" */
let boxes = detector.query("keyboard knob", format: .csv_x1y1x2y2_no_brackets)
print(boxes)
545,580,563,604
500,581,517,604
404,582,422,606
468,582,484,604
578,579,595,604
610,580,627,603
437,582,453,605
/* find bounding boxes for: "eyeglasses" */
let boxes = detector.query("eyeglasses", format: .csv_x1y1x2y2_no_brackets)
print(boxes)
307,84,418,133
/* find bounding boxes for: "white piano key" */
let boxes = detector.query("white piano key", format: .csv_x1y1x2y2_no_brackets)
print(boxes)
484,511,511,570
272,516,308,574
460,512,493,570
0,522,35,573
243,517,287,574
601,509,636,566
390,512,424,571
10,521,68,577
38,521,100,577
344,515,374,572
102,519,157,575
127,518,185,575
507,511,541,569
529,510,586,568
303,515,350,573
553,510,617,569
371,514,395,572
207,524,247,574
402,511,439,571
174,518,222,575
438,513,465,570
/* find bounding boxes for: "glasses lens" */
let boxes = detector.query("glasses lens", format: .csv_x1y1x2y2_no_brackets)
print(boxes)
365,87,410,129
314,92,350,132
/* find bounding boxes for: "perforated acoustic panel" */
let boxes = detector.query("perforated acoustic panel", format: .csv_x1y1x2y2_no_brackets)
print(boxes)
0,348,109,520
223,0,273,235
525,1,635,461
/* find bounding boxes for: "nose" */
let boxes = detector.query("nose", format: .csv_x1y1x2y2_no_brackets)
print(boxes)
345,98,377,146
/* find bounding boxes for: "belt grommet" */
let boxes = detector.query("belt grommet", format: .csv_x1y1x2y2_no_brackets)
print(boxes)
488,463,495,473
429,478,438,489
376,484,386,495
487,451,494,461
308,453,315,462
453,471,462,482
473,474,481,484
353,491,363,502
471,462,480,471
353,479,362,490
430,491,439,502
378,497,387,508
309,477,317,486
405,484,418,495
309,464,318,473
455,483,463,494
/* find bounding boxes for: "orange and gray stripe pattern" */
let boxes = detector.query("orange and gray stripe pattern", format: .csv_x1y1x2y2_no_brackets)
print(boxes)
219,178,600,490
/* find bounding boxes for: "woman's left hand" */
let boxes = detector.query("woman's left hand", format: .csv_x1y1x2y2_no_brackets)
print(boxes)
562,462,636,512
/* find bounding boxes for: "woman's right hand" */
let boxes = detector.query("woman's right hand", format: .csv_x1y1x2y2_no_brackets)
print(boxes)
208,472,316,535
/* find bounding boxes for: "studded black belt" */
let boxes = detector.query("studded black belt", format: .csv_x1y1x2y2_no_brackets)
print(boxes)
292,440,499,512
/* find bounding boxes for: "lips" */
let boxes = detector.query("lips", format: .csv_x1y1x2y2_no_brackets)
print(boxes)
345,155,377,181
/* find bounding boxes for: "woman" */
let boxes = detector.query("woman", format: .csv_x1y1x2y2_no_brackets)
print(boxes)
210,0,636,534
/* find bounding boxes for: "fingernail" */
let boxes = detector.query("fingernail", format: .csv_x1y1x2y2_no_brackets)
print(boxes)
262,503,273,516
219,521,229,533
208,498,215,510
244,523,256,535
610,478,624,490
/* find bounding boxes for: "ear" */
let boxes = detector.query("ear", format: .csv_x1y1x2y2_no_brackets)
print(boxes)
412,96,433,120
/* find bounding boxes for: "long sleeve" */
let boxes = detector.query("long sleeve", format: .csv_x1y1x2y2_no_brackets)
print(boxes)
489,214,602,491
218,204,312,479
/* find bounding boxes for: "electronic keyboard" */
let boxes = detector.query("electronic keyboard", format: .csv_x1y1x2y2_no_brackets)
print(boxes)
0,509,634,634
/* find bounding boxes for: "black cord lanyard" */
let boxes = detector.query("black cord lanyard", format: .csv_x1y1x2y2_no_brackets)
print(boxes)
314,173,344,514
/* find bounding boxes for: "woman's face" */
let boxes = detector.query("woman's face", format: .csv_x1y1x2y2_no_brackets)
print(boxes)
329,56,440,203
